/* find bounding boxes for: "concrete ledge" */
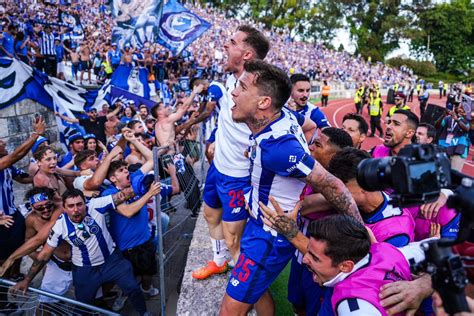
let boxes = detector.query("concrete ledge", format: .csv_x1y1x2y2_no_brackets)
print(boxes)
176,212,228,316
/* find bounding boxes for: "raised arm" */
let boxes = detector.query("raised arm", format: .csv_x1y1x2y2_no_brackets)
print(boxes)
55,111,79,123
115,182,161,218
301,117,316,143
83,146,123,191
0,117,45,170
106,105,121,119
169,84,204,122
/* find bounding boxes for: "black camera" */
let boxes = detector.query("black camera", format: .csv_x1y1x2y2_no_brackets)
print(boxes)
357,144,451,207
357,143,474,314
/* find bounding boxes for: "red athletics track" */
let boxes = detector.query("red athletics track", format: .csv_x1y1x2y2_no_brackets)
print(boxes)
313,94,474,177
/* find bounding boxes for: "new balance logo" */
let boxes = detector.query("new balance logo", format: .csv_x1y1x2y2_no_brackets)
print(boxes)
231,207,241,214
289,155,297,163
230,277,240,286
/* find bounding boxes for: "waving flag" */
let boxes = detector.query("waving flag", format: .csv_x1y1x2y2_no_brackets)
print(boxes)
157,0,211,55
111,0,163,48
0,57,110,150
110,64,151,99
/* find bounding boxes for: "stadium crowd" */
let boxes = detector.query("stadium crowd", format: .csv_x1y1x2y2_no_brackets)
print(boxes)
0,1,473,316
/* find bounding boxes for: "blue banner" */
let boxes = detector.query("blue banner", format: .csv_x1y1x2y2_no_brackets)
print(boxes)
110,64,151,99
0,58,111,150
110,86,155,109
156,0,211,55
111,0,163,48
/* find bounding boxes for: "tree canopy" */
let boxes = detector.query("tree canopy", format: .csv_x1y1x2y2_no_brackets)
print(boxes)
201,0,474,74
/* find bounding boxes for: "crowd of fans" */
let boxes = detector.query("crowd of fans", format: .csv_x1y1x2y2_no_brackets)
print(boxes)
0,0,414,88
0,1,473,316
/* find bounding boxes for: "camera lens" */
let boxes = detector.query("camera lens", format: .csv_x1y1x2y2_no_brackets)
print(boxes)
356,157,392,192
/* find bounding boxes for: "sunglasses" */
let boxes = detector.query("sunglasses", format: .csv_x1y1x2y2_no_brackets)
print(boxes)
77,223,91,239
33,202,54,212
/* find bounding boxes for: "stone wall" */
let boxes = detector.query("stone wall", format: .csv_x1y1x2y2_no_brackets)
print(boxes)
0,99,60,169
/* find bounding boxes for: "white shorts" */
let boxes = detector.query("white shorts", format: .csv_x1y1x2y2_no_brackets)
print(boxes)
39,258,73,303
57,61,65,74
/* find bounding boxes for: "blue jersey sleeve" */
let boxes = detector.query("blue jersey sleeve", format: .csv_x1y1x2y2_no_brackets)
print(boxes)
160,183,173,199
260,134,315,178
207,83,224,102
207,127,217,144
310,108,330,129
285,107,305,126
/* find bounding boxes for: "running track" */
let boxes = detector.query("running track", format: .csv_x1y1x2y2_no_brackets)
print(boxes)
314,94,474,177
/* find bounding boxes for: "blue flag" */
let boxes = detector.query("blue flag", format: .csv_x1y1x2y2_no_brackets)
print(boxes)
111,0,163,48
110,64,151,99
110,86,155,109
157,0,211,55
0,58,111,150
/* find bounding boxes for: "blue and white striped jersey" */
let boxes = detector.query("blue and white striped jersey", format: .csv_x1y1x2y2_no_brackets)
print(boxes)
246,108,316,236
296,102,330,129
39,31,56,56
0,166,27,215
47,196,116,267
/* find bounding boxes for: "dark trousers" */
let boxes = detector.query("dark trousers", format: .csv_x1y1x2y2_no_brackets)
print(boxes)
420,101,427,117
370,116,383,136
439,88,443,98
72,250,147,315
355,101,362,114
43,55,57,77
321,95,329,107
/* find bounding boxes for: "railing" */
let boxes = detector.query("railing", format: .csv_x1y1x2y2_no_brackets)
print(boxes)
0,278,119,315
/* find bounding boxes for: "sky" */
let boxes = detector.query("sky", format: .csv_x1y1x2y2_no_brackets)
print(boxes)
332,28,412,59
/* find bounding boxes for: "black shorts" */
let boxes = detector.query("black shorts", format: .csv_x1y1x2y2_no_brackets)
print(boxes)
122,238,157,276
79,60,91,71
0,212,25,260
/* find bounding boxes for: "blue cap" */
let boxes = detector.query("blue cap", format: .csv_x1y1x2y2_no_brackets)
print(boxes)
67,133,83,146
84,133,96,141
84,106,96,113
131,173,154,196
32,136,48,153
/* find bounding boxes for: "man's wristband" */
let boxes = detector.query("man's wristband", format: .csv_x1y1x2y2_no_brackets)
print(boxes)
31,131,41,137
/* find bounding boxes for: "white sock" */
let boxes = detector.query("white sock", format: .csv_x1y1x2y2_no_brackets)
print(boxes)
211,238,227,266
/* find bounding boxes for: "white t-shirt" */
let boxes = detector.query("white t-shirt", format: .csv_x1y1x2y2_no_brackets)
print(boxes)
213,74,253,178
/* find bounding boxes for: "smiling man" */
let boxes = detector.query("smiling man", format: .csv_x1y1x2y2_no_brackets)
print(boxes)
290,73,330,130
219,59,358,316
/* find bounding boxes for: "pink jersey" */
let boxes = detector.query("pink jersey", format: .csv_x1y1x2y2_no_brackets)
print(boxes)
301,185,336,221
364,194,415,247
331,243,412,316
411,205,460,240
372,145,391,158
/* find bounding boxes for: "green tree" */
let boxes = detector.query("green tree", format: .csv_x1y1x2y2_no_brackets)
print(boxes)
409,0,474,73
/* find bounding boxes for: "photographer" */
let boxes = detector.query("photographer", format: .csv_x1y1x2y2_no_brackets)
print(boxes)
436,104,470,172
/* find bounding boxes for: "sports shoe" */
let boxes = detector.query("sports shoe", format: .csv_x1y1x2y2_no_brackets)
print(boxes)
192,261,229,280
141,285,159,297
112,293,128,312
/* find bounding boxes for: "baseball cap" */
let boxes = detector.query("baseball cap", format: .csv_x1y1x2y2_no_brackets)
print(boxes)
84,106,97,113
394,92,405,99
67,133,83,146
84,133,97,141
32,136,48,153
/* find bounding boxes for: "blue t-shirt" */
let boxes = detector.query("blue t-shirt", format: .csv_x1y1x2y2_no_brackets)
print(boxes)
15,40,27,56
101,169,151,250
1,32,15,56
56,45,64,62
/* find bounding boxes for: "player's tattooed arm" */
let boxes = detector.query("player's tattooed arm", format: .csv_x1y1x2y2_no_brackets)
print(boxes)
305,164,362,223
112,187,136,206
